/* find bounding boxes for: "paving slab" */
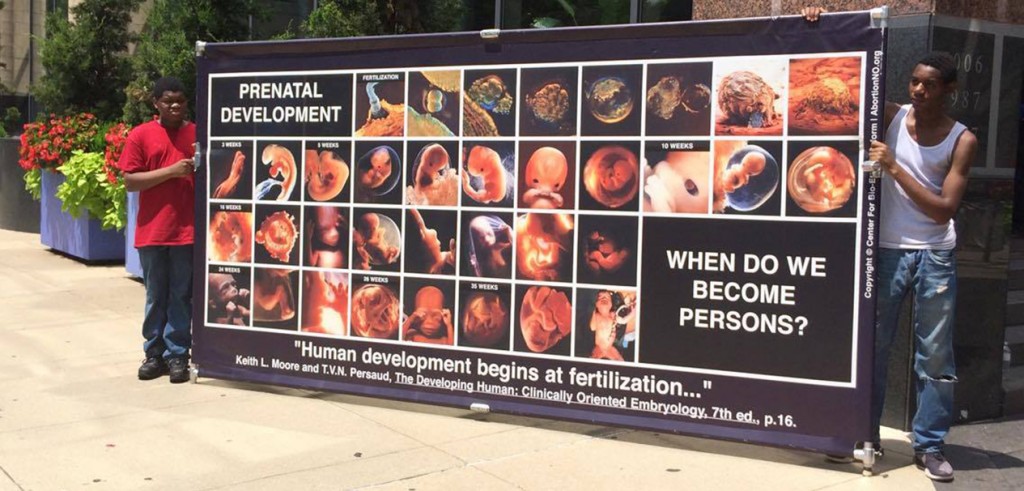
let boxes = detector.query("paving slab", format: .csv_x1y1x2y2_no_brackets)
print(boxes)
2,228,1024,490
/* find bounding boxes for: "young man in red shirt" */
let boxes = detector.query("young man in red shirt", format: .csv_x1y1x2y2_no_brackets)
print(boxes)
119,77,197,383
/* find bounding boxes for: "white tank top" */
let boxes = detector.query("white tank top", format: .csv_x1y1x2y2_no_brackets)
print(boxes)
879,105,965,250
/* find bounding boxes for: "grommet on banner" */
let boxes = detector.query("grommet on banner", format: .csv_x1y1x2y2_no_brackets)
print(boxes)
480,29,501,53
470,402,491,413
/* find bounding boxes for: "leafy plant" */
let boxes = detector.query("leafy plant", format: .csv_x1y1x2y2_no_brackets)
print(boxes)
23,168,41,200
33,0,143,121
17,115,128,227
301,0,465,39
56,150,127,230
122,0,263,124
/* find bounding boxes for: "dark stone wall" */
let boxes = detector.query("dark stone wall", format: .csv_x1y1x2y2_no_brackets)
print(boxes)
0,138,40,233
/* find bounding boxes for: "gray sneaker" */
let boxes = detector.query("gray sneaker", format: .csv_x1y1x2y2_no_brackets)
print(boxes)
914,451,953,482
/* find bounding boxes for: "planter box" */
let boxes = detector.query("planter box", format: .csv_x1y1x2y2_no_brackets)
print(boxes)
125,191,142,277
40,171,125,262
0,137,41,233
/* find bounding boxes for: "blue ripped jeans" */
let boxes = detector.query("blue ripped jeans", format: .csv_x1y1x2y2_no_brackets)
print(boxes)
138,245,193,360
872,248,957,454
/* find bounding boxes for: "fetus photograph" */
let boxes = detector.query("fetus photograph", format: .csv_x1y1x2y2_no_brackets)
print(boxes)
252,267,299,331
515,285,572,356
520,66,578,136
405,141,459,206
304,144,351,203
209,143,252,200
350,278,401,340
458,282,511,350
304,206,348,269
407,70,460,137
713,58,787,136
254,204,301,266
644,62,712,136
208,205,253,263
786,141,858,217
788,56,861,136
515,212,574,283
301,271,349,336
643,143,712,214
576,215,638,287
581,65,642,136
463,69,517,137
255,142,300,201
461,212,513,279
574,289,637,362
207,267,251,326
712,140,781,215
404,209,457,275
354,143,403,204
354,72,406,137
352,209,402,272
518,141,575,210
462,142,515,208
579,142,640,211
402,280,456,345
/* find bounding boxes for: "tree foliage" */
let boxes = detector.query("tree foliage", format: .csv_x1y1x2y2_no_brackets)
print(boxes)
33,0,143,121
122,0,260,124
302,0,466,39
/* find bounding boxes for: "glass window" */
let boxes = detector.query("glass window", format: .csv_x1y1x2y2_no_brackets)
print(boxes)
251,0,316,38
503,0,631,29
641,0,691,22
47,0,69,14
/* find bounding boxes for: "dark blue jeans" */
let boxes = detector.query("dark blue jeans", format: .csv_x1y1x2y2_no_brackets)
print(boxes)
872,248,957,454
138,245,193,360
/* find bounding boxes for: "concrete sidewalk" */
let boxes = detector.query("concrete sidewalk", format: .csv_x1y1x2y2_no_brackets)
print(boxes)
1,228,1021,491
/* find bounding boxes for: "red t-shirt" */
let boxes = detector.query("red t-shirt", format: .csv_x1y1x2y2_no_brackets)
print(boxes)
118,120,196,247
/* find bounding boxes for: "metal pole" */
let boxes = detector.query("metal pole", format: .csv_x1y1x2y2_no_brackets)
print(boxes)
494,0,503,29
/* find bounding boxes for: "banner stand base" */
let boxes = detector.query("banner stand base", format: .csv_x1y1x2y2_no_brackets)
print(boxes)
856,442,877,476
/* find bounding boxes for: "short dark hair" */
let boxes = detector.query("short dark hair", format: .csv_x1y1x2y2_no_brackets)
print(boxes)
151,76,186,100
917,52,957,85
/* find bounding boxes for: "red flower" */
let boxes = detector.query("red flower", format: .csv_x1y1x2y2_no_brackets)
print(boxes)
17,113,108,172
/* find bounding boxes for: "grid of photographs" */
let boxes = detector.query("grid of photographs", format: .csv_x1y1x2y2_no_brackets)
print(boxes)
205,52,866,368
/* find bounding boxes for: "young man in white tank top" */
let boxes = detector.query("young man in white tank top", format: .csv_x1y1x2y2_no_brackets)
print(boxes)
802,9,976,482
865,52,978,482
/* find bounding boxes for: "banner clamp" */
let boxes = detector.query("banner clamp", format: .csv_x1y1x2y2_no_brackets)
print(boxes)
870,6,889,29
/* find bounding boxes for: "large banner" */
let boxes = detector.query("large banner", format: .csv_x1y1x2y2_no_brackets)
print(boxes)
194,12,885,454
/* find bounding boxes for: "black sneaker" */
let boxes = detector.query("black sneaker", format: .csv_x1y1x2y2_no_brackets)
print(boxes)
138,357,168,380
167,357,191,384
914,451,953,482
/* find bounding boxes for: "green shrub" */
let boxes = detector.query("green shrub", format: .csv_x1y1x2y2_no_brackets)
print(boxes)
56,150,126,230
33,0,143,121
122,0,260,125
